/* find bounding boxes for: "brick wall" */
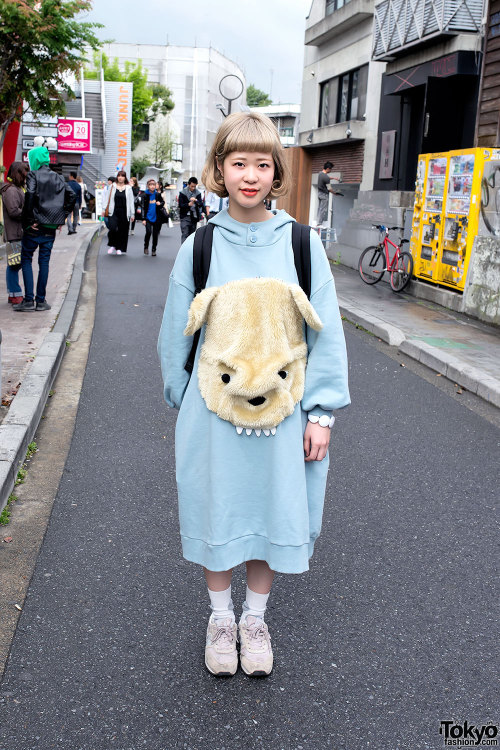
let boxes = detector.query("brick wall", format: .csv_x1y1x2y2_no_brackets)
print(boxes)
307,141,365,184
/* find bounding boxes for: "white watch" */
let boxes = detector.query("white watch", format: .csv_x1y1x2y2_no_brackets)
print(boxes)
308,414,335,428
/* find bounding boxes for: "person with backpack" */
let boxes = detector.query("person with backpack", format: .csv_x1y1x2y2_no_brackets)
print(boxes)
141,178,165,256
0,161,29,305
178,176,205,243
157,112,350,678
14,146,76,312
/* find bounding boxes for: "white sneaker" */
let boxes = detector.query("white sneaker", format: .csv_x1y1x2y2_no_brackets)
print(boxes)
107,247,115,255
116,249,122,255
205,616,238,676
239,616,273,676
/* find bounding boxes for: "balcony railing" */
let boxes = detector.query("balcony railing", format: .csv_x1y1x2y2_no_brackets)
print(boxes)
372,0,485,60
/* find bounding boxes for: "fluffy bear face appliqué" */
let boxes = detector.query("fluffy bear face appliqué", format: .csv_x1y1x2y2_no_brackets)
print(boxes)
184,278,323,432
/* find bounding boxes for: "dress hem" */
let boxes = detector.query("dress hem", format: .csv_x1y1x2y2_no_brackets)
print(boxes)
180,533,317,574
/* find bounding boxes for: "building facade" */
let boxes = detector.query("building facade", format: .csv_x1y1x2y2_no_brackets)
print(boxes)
96,43,246,186
300,0,487,270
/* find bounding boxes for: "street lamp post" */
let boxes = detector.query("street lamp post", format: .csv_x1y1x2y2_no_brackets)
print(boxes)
218,75,244,117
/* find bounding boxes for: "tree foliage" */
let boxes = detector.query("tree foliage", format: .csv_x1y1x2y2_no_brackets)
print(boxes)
86,53,175,149
130,154,150,180
147,126,174,168
246,84,272,107
0,0,102,149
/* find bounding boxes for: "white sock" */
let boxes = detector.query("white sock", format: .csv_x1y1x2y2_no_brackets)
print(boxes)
240,586,270,623
208,585,234,621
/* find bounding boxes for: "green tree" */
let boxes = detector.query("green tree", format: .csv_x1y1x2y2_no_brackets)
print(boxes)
0,0,102,150
147,126,174,168
86,53,174,148
246,84,272,107
130,154,150,180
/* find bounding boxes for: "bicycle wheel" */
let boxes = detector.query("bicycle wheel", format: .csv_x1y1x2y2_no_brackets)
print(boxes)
390,251,414,292
359,245,385,284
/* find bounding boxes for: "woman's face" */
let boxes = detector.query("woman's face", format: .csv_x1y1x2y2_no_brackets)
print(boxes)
218,151,275,211
117,173,126,185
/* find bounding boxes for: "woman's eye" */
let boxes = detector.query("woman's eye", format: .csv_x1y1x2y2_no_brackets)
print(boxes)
278,370,288,379
221,374,231,384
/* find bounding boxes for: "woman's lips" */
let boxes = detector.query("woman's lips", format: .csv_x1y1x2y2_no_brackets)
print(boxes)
241,189,258,196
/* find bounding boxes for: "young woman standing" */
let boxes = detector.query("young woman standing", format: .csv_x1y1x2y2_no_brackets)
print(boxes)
106,171,134,255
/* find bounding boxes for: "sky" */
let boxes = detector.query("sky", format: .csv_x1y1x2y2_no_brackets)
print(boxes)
82,0,312,104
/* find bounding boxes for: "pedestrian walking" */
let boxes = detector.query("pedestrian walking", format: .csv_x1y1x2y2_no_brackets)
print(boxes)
14,146,76,312
141,178,165,256
157,112,350,677
178,177,205,243
130,176,141,235
66,171,81,234
0,161,29,305
105,171,134,255
76,175,87,223
205,190,228,219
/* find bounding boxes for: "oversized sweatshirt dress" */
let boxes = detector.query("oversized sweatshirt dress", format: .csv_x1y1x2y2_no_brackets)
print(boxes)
158,209,350,574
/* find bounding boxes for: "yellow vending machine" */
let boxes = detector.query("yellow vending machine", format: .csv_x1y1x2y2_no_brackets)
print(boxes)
409,155,428,275
436,149,484,290
416,154,448,282
411,147,495,292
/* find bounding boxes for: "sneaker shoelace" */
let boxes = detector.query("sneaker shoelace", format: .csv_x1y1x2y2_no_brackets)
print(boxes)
246,621,270,649
211,622,235,648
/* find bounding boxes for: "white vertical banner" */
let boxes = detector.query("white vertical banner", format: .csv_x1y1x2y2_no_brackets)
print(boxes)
102,81,133,178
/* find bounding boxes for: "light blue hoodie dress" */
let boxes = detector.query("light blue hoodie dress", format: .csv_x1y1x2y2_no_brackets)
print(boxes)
158,209,350,574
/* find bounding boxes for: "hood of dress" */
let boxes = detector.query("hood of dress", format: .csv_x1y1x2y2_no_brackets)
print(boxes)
209,208,295,247
27,146,50,171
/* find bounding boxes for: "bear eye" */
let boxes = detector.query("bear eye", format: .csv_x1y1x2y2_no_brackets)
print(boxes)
278,370,288,379
221,373,231,384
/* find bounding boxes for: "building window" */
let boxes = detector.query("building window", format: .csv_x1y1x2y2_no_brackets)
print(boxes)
326,0,351,14
280,127,294,137
319,65,368,126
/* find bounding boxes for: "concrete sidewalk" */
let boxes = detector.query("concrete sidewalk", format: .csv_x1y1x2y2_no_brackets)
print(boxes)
334,263,500,407
0,222,101,512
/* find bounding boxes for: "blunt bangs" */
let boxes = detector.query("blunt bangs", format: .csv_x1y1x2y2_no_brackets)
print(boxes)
202,112,291,199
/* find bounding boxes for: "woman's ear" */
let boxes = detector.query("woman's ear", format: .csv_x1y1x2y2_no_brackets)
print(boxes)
216,158,223,177
288,284,323,331
184,286,220,336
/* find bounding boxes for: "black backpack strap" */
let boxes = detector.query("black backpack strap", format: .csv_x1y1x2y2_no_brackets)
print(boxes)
184,223,215,374
291,222,312,299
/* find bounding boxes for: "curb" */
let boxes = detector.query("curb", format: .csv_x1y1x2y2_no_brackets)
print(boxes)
338,297,500,409
0,226,102,514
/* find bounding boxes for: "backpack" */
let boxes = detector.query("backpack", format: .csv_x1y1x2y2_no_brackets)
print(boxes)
184,221,312,374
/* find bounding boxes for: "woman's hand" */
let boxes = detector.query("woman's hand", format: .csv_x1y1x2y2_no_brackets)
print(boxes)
303,422,330,462
142,220,146,225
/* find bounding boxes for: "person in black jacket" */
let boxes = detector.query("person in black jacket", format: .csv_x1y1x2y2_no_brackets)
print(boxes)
178,177,205,243
141,178,166,256
14,146,76,312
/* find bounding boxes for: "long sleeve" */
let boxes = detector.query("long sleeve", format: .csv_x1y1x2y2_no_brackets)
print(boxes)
2,187,24,219
157,259,196,409
301,230,350,414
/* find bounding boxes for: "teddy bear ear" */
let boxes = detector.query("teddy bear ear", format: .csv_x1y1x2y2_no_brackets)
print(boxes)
289,284,323,332
184,286,220,336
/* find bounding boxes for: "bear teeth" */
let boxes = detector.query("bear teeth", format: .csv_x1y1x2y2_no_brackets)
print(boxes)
235,426,276,436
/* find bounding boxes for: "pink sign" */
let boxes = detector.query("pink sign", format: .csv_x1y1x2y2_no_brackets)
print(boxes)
57,118,92,153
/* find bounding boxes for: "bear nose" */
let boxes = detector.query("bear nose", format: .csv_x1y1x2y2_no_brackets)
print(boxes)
248,396,266,406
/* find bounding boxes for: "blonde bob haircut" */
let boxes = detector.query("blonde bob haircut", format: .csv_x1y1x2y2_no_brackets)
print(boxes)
201,111,292,200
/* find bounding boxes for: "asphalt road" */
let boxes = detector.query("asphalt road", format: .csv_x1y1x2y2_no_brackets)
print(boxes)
0,225,498,750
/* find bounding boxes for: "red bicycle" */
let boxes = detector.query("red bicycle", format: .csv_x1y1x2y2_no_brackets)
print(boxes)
358,224,414,292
